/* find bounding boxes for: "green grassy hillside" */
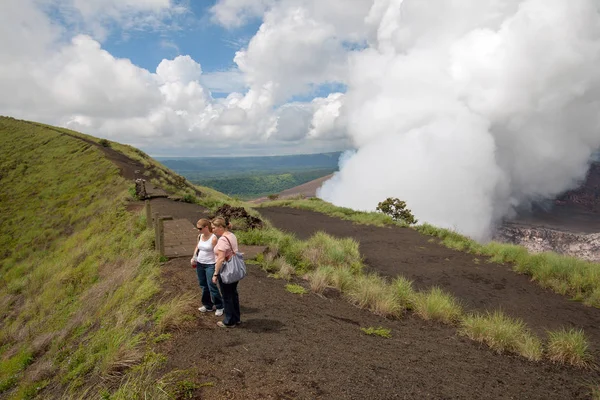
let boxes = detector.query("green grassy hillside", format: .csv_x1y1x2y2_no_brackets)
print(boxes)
197,169,334,199
0,117,194,399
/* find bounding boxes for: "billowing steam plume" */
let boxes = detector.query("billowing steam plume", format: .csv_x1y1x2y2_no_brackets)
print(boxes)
319,0,600,239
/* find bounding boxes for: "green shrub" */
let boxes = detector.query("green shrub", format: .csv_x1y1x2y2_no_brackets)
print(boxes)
376,197,418,225
99,138,111,147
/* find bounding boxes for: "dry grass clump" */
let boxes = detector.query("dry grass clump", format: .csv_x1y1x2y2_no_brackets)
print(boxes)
274,258,295,280
156,294,197,333
329,267,355,292
460,311,543,361
412,287,462,324
347,274,402,318
103,344,145,382
306,266,334,294
546,328,593,368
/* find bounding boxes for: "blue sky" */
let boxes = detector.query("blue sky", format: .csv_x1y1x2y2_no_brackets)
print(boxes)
101,1,260,95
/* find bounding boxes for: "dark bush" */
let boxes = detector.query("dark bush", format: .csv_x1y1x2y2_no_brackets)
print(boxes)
376,197,418,225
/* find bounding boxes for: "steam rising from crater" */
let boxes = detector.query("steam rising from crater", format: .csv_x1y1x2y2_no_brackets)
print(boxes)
319,0,600,239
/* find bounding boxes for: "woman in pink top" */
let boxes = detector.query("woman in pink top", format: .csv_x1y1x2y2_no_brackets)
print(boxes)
211,217,241,328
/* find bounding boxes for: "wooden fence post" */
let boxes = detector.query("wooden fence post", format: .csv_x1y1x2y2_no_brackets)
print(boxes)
145,200,152,229
153,212,160,251
158,216,173,258
158,218,165,257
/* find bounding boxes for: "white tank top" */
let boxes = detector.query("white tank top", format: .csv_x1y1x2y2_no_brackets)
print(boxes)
196,234,216,264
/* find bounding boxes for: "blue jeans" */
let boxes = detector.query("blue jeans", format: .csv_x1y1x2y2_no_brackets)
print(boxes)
196,263,223,310
218,276,240,326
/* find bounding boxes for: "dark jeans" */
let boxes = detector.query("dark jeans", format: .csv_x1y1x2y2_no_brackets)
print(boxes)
196,263,223,309
218,276,240,326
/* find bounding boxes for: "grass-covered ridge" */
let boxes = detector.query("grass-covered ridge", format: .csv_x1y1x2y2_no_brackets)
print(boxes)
0,117,183,398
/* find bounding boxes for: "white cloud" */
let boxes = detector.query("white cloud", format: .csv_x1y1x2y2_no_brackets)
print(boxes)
210,0,274,28
233,6,348,103
38,0,186,41
319,0,600,239
201,69,247,94
3,0,599,240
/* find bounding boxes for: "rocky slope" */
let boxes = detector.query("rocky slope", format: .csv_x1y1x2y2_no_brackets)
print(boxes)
495,223,600,262
495,161,600,261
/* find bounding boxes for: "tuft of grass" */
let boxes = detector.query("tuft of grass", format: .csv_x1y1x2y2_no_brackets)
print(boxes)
306,266,333,294
285,284,308,295
547,328,593,368
361,326,392,339
155,294,197,333
328,267,356,292
275,258,296,280
392,276,416,311
303,231,363,273
153,334,172,344
460,311,543,361
412,287,463,324
347,274,403,318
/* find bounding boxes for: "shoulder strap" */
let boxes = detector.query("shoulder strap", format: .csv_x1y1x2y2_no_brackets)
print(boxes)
222,235,235,261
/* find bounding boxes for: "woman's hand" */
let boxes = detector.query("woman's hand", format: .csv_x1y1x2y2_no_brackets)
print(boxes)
212,275,218,284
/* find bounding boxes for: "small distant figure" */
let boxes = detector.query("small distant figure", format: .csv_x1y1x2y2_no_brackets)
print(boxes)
192,218,224,316
211,217,242,328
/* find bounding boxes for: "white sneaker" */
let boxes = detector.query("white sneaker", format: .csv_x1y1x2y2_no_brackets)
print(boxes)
199,306,214,313
215,308,224,317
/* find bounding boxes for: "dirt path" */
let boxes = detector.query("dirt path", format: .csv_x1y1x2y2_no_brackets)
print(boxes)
258,207,600,357
158,248,596,400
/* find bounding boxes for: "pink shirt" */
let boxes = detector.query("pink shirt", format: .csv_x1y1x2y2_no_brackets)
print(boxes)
214,232,238,259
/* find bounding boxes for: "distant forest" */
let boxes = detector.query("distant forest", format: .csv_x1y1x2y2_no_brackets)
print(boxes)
156,152,341,199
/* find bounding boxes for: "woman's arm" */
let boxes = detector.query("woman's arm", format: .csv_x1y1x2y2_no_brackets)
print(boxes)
191,237,199,263
212,248,226,283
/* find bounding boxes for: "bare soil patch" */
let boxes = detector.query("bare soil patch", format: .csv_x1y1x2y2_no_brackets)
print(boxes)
158,253,596,399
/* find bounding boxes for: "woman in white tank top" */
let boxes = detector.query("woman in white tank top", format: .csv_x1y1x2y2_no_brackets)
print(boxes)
191,218,224,315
